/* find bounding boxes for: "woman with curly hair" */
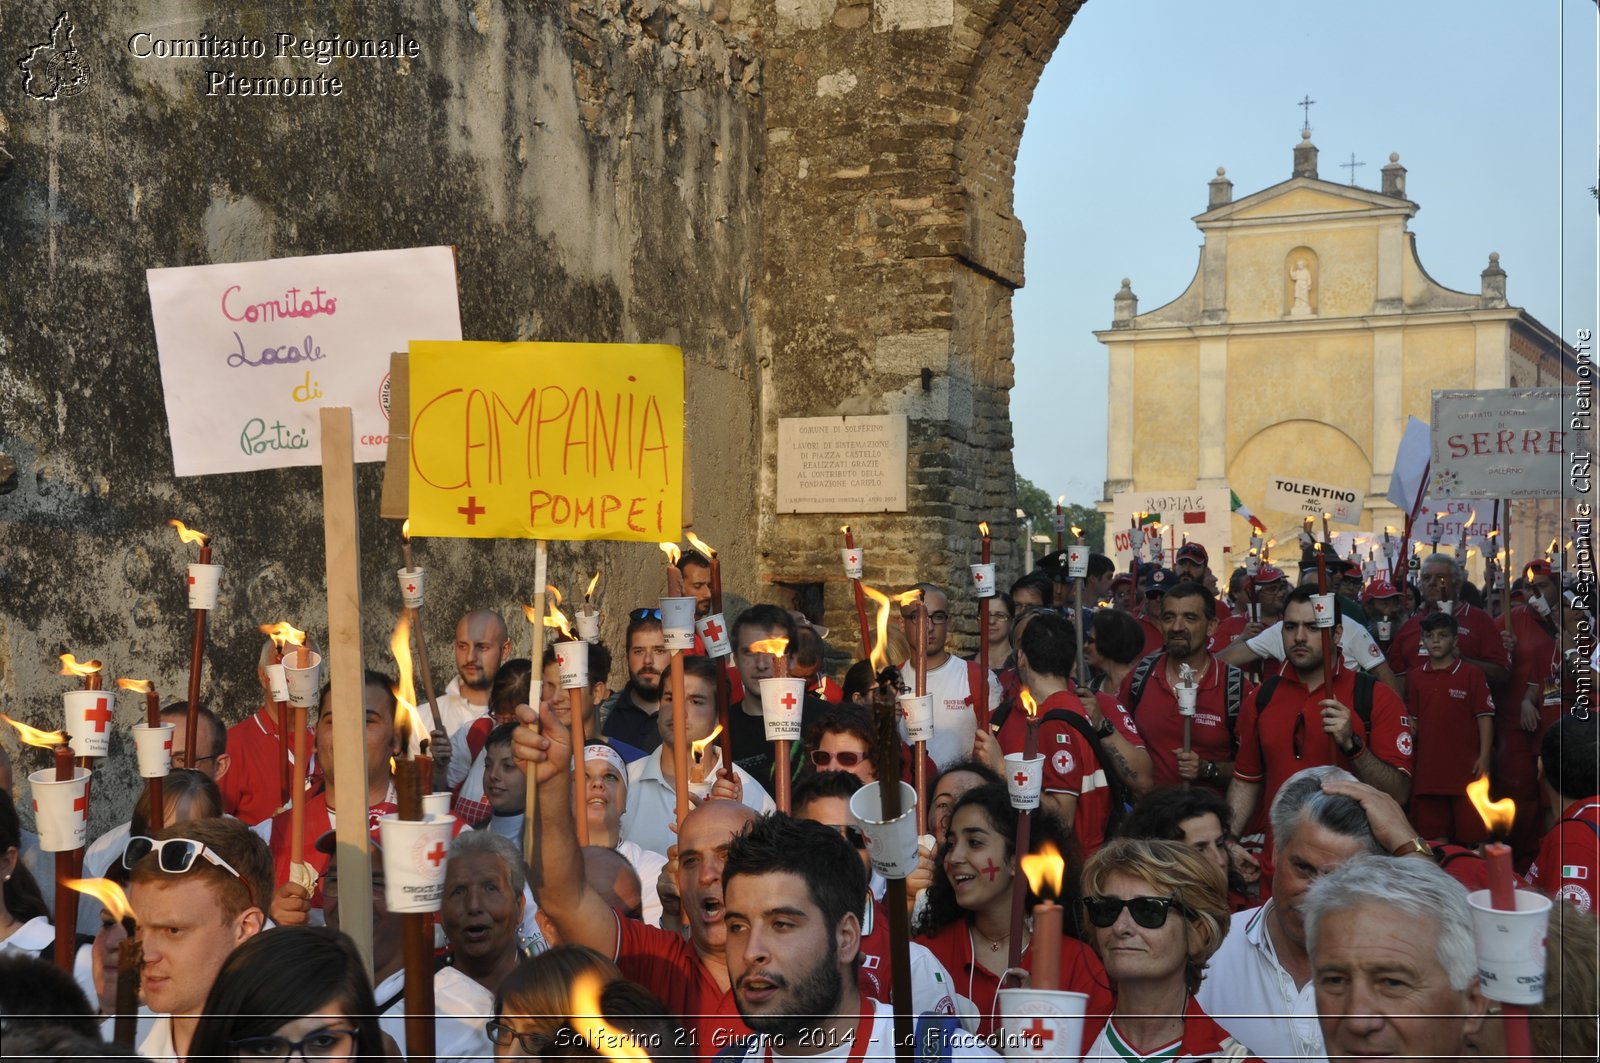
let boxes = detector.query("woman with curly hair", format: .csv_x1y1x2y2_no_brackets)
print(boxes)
913,783,1112,1041
1079,837,1258,1062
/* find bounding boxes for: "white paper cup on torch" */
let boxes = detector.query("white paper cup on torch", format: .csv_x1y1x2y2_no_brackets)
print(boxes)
696,613,733,659
1467,889,1553,1006
997,988,1088,1061
575,607,602,644
1066,545,1089,579
28,767,91,852
1310,593,1338,629
970,563,997,599
62,690,115,758
397,567,426,608
186,563,222,610
659,597,697,652
1176,684,1198,718
423,792,452,818
898,694,934,744
1375,618,1393,641
378,812,456,913
1246,554,1261,576
759,677,806,741
132,722,175,778
849,780,920,879
284,651,324,710
840,548,865,580
265,662,290,703
1437,600,1455,617
555,640,589,690
1004,753,1045,811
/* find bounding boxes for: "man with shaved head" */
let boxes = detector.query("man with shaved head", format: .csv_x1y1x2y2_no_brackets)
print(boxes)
439,609,513,787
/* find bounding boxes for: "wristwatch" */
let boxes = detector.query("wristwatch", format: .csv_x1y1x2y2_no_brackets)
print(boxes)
1094,717,1115,739
1392,837,1434,859
1340,733,1365,758
1201,759,1219,782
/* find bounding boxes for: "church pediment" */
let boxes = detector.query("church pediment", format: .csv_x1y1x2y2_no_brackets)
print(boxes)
1196,177,1416,226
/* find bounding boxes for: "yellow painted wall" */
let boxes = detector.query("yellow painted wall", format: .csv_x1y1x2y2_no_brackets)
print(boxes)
1228,419,1373,541
1224,332,1374,463
1401,325,1481,417
1131,340,1200,486
1227,227,1377,321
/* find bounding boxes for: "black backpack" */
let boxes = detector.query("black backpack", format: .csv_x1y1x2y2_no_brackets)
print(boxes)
1126,652,1247,735
1255,670,1377,730
1034,704,1131,836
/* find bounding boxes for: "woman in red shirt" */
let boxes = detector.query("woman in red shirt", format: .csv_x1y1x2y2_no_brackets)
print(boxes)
912,783,1112,1043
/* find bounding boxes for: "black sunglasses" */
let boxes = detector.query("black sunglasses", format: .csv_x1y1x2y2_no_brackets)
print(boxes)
810,749,867,769
1082,894,1192,930
629,608,663,622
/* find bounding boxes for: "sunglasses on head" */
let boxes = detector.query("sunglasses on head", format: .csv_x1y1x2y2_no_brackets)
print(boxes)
629,608,663,622
810,749,867,769
122,835,255,907
1082,894,1193,929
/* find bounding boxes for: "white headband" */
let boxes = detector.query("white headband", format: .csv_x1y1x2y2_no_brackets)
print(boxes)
584,743,627,780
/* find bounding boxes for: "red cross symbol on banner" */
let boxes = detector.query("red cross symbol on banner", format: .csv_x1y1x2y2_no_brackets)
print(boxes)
702,618,724,642
1012,770,1030,788
979,859,1003,881
780,692,798,711
425,842,447,867
84,697,114,733
1023,1019,1054,1047
73,792,88,819
457,496,486,524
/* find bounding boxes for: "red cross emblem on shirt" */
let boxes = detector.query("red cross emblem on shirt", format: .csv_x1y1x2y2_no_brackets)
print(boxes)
424,842,447,868
702,618,724,642
1022,1018,1054,1048
83,696,114,733
780,692,798,711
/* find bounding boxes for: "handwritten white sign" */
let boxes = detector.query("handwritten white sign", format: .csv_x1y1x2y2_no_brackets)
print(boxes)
1264,475,1366,525
1108,488,1232,571
1430,389,1568,499
147,247,462,477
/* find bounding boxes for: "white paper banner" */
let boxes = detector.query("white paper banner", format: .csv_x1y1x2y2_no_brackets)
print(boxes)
1264,475,1366,525
147,246,462,477
1430,389,1568,500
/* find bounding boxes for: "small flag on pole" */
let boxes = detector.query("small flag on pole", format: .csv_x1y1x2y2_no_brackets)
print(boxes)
1231,490,1268,533
1138,512,1161,527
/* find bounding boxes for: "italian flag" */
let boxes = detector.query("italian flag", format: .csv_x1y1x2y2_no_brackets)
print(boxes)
1231,490,1268,533
1137,512,1161,526
1562,864,1589,880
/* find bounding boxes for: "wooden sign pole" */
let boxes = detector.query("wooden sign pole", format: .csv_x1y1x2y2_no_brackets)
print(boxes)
321,408,374,975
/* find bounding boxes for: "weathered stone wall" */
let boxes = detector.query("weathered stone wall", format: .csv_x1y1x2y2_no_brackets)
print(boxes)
0,0,764,830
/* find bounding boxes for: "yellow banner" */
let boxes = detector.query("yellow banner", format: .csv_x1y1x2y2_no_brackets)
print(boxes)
407,341,683,541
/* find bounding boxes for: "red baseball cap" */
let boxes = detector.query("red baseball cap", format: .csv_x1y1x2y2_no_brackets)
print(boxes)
1524,560,1555,582
1253,563,1287,584
1176,543,1209,565
1361,579,1401,601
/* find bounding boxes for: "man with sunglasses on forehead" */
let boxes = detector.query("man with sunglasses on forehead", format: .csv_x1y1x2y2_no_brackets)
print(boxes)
602,608,671,755
126,816,274,1061
896,584,1003,770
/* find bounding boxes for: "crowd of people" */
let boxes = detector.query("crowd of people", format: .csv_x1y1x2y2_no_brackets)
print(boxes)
0,542,1595,1061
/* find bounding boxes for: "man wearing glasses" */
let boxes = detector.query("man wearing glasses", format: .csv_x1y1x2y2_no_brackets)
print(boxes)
896,584,1003,769
126,817,274,1062
165,703,231,784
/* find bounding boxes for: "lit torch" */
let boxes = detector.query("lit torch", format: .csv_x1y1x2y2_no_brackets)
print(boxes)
70,877,142,1044
117,678,167,831
690,724,723,785
1467,775,1539,1063
170,519,214,761
543,591,592,845
1005,689,1043,975
570,971,653,1063
1019,843,1066,991
4,713,81,971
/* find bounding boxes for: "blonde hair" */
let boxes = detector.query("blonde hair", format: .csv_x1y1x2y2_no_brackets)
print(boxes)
1081,837,1230,993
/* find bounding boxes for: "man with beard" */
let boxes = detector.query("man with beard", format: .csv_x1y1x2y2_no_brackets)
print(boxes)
721,814,996,1060
603,610,671,754
1175,543,1231,620
680,549,715,618
438,610,513,788
1120,581,1253,792
514,697,761,1051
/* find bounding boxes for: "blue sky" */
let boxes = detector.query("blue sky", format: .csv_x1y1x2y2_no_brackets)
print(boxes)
1012,0,1597,506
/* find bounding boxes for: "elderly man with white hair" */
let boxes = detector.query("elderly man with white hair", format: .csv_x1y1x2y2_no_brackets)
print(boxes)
1306,854,1488,1063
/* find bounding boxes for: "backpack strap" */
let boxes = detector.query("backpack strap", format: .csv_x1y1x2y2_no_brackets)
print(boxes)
1127,652,1164,712
1351,671,1376,732
1042,707,1130,833
1223,664,1245,731
1254,674,1281,713
915,1012,965,1063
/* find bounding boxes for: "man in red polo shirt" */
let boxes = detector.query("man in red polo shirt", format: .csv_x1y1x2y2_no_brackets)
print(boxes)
1529,715,1599,913
1122,581,1254,793
1499,560,1563,862
219,637,320,825
1227,586,1414,844
1175,543,1232,621
1404,612,1495,845
1385,554,1510,689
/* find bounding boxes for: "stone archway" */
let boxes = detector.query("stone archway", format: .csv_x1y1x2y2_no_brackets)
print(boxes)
751,1,1085,646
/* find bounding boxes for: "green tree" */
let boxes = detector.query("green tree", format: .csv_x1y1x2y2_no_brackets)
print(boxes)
1013,475,1106,554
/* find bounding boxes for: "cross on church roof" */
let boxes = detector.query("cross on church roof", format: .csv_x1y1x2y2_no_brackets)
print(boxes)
1298,94,1316,134
1341,152,1366,186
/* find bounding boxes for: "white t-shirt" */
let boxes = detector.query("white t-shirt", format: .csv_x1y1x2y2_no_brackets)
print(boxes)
137,1012,178,1062
1246,619,1386,672
375,965,495,1063
1194,902,1324,1063
619,750,773,856
722,998,998,1061
898,656,1004,769
616,839,667,928
437,676,492,788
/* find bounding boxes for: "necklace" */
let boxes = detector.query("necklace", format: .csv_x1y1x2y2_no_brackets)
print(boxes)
971,924,1007,953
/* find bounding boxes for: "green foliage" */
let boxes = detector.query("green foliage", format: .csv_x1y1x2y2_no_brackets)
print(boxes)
1013,475,1106,554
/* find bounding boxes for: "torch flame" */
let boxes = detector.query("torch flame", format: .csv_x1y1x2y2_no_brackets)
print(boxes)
1,713,68,749
659,542,682,566
1071,526,1083,538
168,519,210,546
115,678,153,693
1436,511,1449,523
68,878,135,923
1467,775,1515,836
258,622,307,652
691,723,723,763
840,524,850,535
748,638,789,659
388,614,423,740
569,971,652,1063
1020,689,1038,719
545,599,576,641
1056,495,1065,506
1019,842,1066,901
585,570,602,600
685,531,718,560
401,518,411,542
978,521,990,538
894,589,924,608
58,654,102,678
863,584,894,672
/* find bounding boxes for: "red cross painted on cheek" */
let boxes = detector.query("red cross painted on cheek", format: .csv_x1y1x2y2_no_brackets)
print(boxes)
979,859,1003,881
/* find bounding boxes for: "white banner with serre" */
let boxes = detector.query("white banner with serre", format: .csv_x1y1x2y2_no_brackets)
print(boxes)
1265,475,1365,525
148,246,462,477
1429,389,1567,499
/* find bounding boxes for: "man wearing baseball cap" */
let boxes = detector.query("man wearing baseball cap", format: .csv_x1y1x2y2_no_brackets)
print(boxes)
1211,562,1291,664
1134,566,1175,656
1175,542,1231,620
1360,580,1406,646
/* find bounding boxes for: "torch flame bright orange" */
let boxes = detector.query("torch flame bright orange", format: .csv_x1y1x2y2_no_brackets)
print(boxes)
544,599,576,641
388,615,423,740
168,519,209,546
1071,526,1083,538
570,971,652,1063
585,570,602,600
685,532,717,559
748,638,789,659
659,542,682,566
258,622,307,652
1467,775,1515,836
1020,689,1038,719
115,678,153,693
691,723,723,763
58,654,102,678
978,521,990,537
1,713,68,749
1020,842,1065,901
68,878,135,923
401,518,411,542
840,524,851,535
863,584,893,672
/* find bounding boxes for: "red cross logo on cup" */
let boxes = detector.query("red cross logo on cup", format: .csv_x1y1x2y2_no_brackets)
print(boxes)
1314,601,1326,614
405,583,417,593
780,692,798,711
163,736,173,752
424,842,447,868
848,554,858,565
702,618,724,642
1012,770,1031,788
187,574,197,586
84,697,114,733
73,792,88,819
1023,1019,1054,1048
974,571,985,583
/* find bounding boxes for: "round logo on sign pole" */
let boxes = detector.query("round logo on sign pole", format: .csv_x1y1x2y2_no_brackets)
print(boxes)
379,372,392,421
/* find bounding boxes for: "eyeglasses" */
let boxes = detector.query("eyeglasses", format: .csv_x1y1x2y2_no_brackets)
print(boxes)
810,749,867,769
122,836,254,905
231,1026,358,1059
902,610,951,624
821,822,868,850
628,608,663,621
1082,895,1193,930
486,1020,555,1055
170,751,216,769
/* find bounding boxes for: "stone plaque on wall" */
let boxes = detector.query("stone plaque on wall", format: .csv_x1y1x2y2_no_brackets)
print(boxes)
776,415,907,513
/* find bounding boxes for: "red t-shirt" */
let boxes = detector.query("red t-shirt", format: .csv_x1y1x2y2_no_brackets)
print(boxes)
614,909,749,1053
1507,605,1559,713
997,690,1134,855
1136,614,1165,658
1386,603,1509,678
221,707,317,826
1208,612,1250,655
1529,799,1600,914
1121,654,1251,790
914,917,1112,1039
1403,658,1494,795
1233,662,1414,814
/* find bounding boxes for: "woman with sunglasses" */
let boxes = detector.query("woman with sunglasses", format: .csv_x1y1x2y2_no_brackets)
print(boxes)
489,944,677,1060
1079,837,1258,1062
188,925,391,1061
914,783,1111,1040
799,705,940,796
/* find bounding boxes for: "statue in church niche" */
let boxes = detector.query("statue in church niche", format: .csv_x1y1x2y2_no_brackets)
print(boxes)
1289,258,1314,316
